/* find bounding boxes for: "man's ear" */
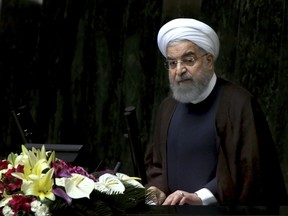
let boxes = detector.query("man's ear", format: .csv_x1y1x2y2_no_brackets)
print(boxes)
206,53,214,69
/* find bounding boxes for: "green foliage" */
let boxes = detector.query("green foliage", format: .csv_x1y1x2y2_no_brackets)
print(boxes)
49,185,147,216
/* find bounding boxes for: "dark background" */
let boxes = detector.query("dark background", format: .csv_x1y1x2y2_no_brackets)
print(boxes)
0,0,288,193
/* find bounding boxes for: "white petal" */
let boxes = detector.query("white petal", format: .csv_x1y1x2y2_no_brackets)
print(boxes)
116,172,144,188
0,196,12,208
94,173,125,195
55,177,65,187
65,174,94,199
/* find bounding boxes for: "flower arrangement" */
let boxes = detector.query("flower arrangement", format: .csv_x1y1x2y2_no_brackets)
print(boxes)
0,145,148,215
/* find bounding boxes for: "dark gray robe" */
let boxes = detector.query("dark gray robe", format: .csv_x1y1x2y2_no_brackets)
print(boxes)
145,77,288,205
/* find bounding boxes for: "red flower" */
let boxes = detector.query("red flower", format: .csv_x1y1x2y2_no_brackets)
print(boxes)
8,194,36,215
1,165,24,194
0,160,8,171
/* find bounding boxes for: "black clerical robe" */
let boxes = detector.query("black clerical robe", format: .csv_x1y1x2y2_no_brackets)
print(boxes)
144,77,288,205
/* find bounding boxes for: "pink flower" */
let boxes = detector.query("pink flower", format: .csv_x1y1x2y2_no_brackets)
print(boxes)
52,160,97,182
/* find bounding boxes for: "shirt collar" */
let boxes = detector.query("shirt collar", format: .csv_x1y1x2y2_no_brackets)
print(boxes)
190,73,217,104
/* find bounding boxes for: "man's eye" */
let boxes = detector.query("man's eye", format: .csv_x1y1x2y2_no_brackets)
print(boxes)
183,58,195,63
169,61,177,66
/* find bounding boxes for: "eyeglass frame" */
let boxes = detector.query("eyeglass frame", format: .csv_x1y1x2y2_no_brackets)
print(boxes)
163,53,208,70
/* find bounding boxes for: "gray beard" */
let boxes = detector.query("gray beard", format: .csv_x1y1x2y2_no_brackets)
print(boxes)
169,69,212,103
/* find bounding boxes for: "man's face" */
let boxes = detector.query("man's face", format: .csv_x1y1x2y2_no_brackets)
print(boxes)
166,40,214,103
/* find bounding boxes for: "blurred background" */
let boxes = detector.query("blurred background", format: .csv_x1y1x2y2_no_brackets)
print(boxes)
0,0,288,192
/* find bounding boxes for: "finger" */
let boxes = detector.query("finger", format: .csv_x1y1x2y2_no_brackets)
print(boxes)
178,191,185,198
162,196,172,205
179,197,187,205
162,192,182,205
177,192,186,205
162,194,174,205
158,192,166,205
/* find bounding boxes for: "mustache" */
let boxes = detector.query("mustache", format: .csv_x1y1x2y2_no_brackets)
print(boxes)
174,74,193,82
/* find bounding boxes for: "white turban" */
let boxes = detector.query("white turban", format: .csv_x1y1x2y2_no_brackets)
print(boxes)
157,18,220,60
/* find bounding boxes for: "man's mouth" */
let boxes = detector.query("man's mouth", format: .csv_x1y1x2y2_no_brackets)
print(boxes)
178,79,191,84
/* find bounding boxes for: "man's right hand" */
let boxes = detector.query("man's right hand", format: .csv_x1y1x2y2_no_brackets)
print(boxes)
147,186,167,205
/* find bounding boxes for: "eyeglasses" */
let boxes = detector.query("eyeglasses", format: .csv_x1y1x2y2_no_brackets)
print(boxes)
164,53,208,70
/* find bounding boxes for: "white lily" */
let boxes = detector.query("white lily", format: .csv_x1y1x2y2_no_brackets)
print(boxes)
56,173,94,199
94,173,125,195
12,158,50,182
7,152,29,169
116,173,144,188
21,145,55,167
21,168,55,201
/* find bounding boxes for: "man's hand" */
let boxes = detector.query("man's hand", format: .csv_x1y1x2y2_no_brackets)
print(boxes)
147,186,167,205
162,190,203,205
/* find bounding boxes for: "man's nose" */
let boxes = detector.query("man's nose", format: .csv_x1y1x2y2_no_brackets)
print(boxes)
175,62,187,75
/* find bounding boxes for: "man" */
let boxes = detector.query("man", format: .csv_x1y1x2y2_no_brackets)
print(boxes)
144,18,288,206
